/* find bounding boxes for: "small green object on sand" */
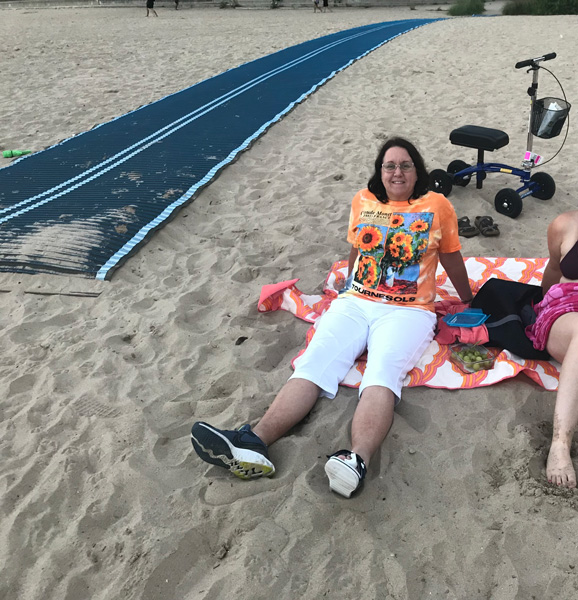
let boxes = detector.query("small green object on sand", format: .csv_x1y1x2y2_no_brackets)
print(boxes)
3,150,32,158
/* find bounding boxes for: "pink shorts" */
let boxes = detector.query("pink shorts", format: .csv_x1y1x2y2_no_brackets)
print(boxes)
525,282,578,351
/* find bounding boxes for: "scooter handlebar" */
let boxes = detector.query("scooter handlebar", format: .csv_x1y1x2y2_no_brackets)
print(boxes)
515,52,556,69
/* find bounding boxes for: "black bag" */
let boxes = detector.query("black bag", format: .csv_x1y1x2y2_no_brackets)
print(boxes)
471,278,550,360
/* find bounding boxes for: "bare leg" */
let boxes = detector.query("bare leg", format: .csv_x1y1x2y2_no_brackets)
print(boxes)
545,313,578,488
253,378,320,446
350,385,395,467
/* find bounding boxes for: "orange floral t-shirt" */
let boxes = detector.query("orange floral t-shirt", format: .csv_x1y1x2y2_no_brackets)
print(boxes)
343,189,461,312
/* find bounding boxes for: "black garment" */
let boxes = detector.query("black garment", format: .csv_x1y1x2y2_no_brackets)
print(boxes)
560,239,578,280
471,278,550,360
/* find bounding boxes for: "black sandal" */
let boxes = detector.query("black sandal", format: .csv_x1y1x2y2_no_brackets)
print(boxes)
474,215,500,237
324,449,367,498
458,216,480,238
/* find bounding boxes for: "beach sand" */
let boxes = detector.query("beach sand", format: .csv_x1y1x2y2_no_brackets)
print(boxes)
1,5,578,599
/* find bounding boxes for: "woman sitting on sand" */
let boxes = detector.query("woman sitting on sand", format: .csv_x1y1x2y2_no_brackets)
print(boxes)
526,209,578,488
191,137,473,498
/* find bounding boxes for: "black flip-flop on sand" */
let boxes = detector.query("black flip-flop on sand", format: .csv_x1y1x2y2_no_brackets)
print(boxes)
458,216,480,238
475,215,500,237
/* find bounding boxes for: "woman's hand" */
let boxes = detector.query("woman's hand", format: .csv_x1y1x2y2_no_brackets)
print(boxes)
337,273,354,294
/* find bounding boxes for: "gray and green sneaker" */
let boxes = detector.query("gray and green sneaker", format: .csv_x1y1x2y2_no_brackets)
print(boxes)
191,421,275,480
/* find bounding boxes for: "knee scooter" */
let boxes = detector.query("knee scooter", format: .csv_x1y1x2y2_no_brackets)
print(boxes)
430,52,571,218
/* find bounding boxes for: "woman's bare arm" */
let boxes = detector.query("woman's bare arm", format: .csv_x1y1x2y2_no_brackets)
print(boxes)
542,216,564,293
347,246,358,277
439,250,473,302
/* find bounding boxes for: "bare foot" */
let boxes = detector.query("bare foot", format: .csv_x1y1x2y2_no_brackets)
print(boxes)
546,441,577,488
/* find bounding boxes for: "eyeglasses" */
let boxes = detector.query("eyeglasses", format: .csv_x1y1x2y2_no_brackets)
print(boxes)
382,161,415,173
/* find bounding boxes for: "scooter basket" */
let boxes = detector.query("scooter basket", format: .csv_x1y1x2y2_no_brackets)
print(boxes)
531,97,571,139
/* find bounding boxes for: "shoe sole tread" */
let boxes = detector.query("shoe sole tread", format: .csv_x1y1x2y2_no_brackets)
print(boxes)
191,423,275,479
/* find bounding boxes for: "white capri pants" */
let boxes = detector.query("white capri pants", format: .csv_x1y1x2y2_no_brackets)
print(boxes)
290,295,436,402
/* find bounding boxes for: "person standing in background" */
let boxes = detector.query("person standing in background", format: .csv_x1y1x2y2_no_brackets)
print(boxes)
146,0,158,17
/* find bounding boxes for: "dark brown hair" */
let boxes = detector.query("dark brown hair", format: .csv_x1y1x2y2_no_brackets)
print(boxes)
367,137,429,203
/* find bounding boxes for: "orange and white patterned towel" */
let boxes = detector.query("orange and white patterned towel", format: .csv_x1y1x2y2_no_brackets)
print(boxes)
257,257,560,391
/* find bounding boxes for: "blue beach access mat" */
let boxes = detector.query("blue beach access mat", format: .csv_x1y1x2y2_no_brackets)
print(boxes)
0,18,441,280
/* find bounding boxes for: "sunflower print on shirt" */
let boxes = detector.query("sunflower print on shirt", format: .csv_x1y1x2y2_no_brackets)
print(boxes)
355,212,433,295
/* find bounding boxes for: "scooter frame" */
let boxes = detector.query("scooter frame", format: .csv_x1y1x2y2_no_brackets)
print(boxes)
433,52,564,218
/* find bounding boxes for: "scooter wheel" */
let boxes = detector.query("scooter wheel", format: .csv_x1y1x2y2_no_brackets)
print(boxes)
447,160,472,187
429,169,453,196
495,188,523,218
530,172,556,200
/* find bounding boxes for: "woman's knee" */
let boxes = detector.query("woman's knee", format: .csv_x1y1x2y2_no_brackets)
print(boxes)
547,313,578,361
